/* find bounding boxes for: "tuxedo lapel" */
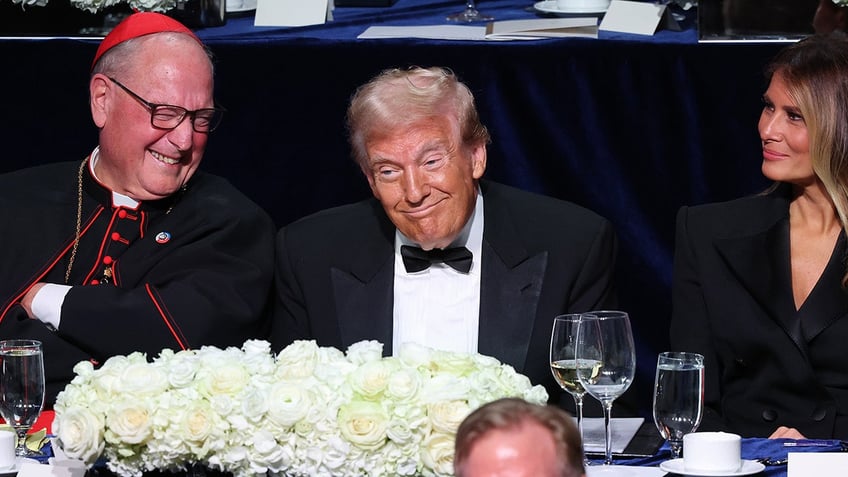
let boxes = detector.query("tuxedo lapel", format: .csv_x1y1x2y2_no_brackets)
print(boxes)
331,201,396,355
478,184,547,371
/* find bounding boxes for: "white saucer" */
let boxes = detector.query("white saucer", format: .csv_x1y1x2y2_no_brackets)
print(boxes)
533,0,609,15
227,6,256,12
586,465,666,476
658,458,765,477
0,458,40,477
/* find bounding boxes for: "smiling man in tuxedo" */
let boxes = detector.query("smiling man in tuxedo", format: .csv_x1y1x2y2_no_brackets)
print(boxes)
271,66,617,403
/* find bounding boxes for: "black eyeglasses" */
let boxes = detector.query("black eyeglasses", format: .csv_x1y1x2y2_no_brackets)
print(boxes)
108,77,225,133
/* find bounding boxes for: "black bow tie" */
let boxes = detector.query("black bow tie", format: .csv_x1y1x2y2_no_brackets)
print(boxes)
400,245,473,274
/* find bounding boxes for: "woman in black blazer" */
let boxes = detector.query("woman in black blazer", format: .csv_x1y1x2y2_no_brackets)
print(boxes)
671,33,848,439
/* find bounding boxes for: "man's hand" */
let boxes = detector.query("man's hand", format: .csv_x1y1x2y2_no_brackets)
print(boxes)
21,283,47,318
769,426,806,439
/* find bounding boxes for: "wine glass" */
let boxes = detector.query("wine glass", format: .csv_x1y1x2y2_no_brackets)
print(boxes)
575,311,636,465
652,351,704,459
446,0,493,22
0,340,45,457
550,314,593,458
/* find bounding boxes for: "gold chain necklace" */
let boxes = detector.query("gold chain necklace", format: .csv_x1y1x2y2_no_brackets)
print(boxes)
65,157,87,284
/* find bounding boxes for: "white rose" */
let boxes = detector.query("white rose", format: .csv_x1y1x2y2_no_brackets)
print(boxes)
346,340,384,365
105,401,152,445
428,400,471,434
117,361,169,397
242,340,276,376
267,383,312,429
386,419,416,446
54,407,105,465
198,362,249,397
385,367,421,401
160,350,199,388
397,342,433,368
337,401,389,451
348,360,394,398
420,433,456,477
429,350,476,375
275,341,319,380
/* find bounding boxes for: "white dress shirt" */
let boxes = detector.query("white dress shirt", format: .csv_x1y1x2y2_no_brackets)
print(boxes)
392,190,484,355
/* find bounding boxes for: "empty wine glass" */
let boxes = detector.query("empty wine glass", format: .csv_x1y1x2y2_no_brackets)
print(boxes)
446,0,493,22
575,311,636,465
653,351,704,459
550,314,594,457
0,340,45,457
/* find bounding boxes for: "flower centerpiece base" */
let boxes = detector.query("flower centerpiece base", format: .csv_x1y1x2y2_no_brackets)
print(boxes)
53,340,548,477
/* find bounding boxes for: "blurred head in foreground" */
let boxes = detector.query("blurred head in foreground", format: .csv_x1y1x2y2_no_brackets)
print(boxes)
454,397,585,477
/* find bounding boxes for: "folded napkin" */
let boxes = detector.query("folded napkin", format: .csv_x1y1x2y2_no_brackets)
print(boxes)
0,425,49,453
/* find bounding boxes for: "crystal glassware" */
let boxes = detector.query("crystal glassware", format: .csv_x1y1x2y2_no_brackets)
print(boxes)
550,314,592,457
0,340,45,457
653,351,704,459
575,311,636,465
446,0,493,22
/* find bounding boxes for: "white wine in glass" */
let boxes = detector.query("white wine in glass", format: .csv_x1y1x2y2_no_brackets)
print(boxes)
446,0,493,22
0,340,45,457
550,314,602,453
576,311,636,466
653,351,704,458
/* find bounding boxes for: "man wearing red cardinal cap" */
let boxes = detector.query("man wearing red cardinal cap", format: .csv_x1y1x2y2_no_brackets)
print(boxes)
0,13,275,408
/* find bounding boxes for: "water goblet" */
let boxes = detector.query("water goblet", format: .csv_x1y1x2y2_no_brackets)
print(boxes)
0,340,45,457
652,351,704,459
446,0,493,22
575,311,636,465
550,314,595,459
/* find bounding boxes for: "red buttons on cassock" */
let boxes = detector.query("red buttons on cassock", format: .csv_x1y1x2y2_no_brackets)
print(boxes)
103,256,113,265
111,232,121,241
90,279,100,285
118,209,127,219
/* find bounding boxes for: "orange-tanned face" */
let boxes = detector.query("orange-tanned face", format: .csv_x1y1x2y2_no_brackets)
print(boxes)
364,113,486,250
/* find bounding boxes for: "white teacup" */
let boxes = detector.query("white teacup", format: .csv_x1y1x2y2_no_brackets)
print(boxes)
0,430,15,471
555,0,611,11
683,432,742,473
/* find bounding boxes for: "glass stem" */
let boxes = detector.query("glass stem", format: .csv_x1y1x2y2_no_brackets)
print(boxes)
466,0,476,10
574,395,588,465
14,427,28,456
602,400,614,465
670,439,683,459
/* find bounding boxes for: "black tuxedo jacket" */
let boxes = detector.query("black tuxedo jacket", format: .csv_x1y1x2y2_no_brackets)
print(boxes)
671,185,848,438
272,180,617,403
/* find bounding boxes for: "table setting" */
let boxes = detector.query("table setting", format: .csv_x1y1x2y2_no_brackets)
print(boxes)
548,312,848,477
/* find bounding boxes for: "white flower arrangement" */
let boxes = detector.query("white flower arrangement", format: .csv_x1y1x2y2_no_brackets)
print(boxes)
8,0,177,13
53,340,548,477
835,0,848,7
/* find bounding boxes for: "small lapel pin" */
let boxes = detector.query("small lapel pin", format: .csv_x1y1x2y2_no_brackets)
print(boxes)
155,231,171,244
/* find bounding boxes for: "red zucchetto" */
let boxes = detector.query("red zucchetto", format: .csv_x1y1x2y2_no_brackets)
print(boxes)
91,12,201,70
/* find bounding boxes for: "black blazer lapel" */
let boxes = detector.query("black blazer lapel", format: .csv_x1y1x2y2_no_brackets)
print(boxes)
798,232,848,342
715,216,806,354
478,184,547,371
331,201,396,355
